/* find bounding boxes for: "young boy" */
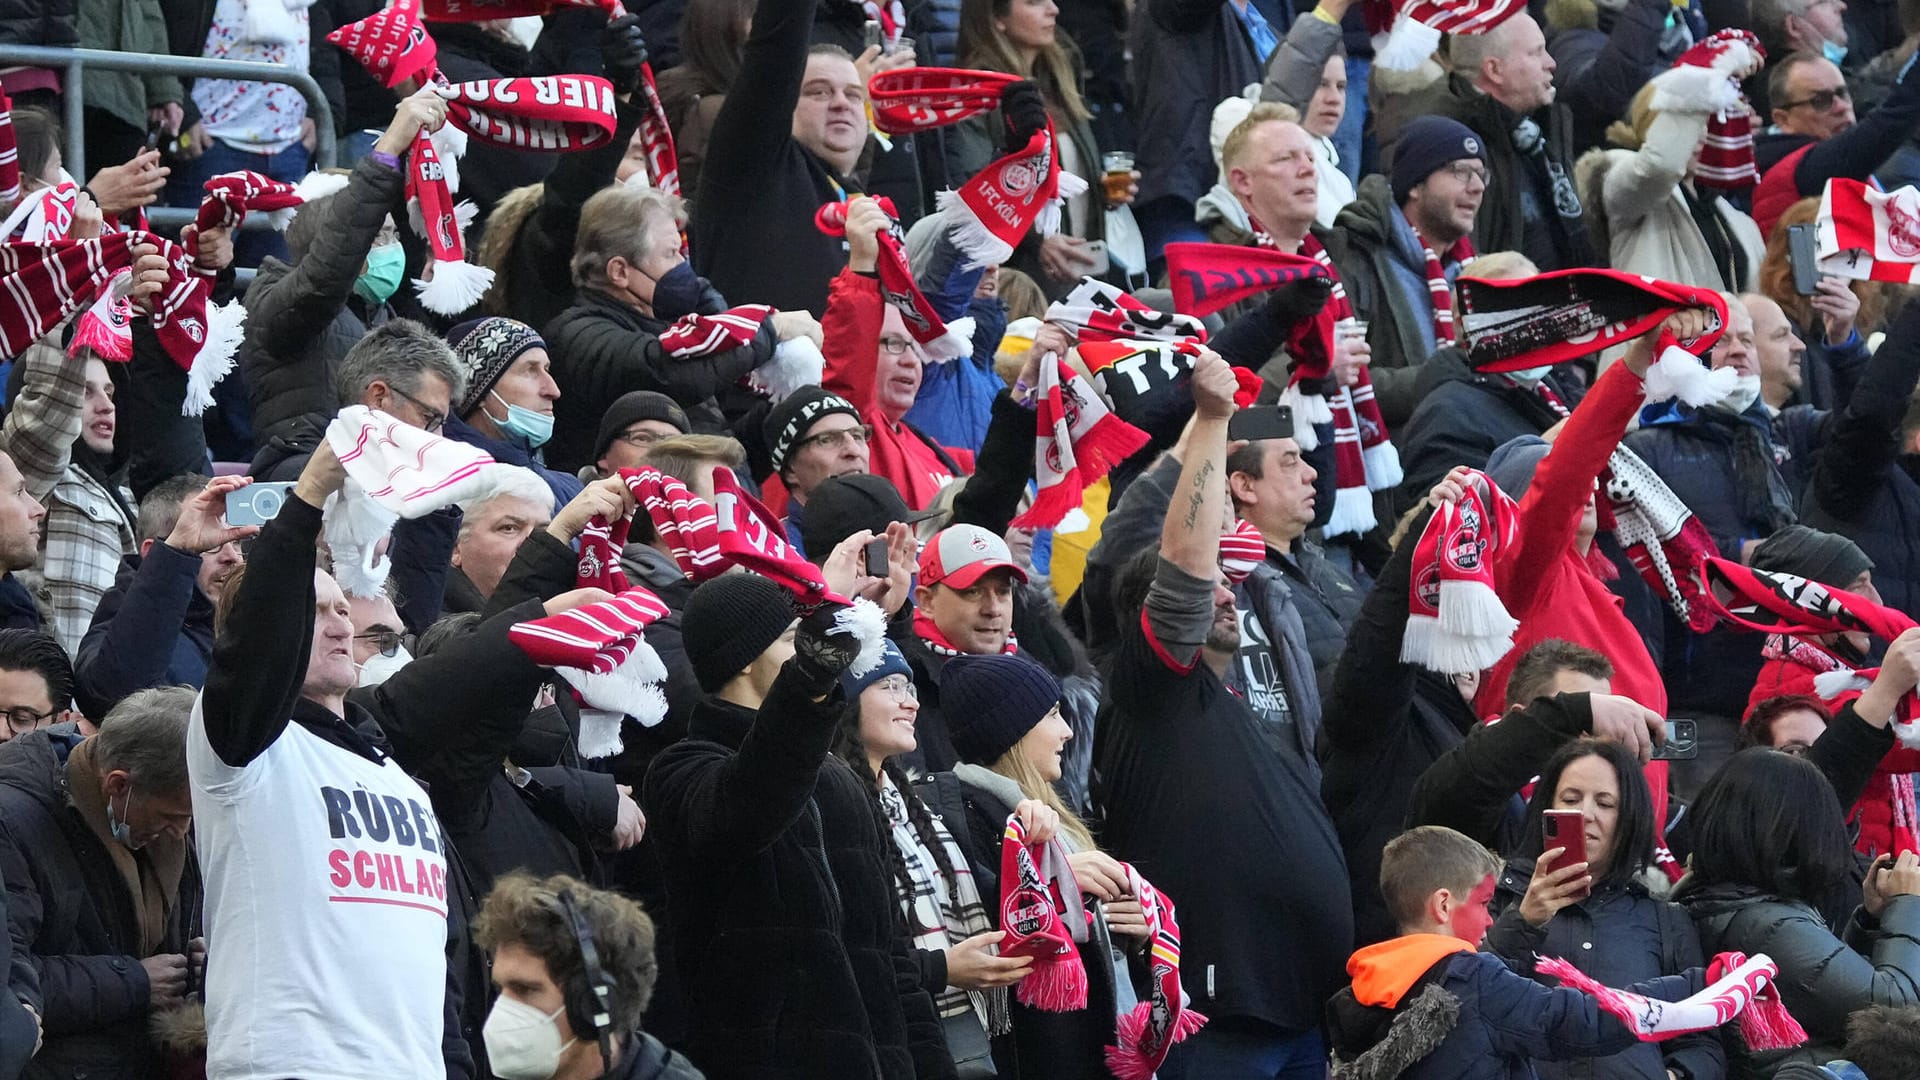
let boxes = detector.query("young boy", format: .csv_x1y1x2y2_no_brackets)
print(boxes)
1326,826,1662,1078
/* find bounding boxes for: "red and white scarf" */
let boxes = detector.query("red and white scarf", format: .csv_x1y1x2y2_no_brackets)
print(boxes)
646,302,822,402
624,468,727,581
508,586,672,755
1371,0,1528,69
1601,444,1720,633
0,87,19,210
1538,951,1805,1051
1106,866,1207,1080
1046,277,1208,345
1704,557,1920,737
816,198,973,360
1672,30,1764,192
1219,518,1266,586
711,467,888,675
1816,178,1920,285
868,68,1088,267
913,607,1018,659
997,814,1089,1013
1012,352,1150,529
325,0,440,89
1236,230,1403,538
0,232,244,413
424,0,620,16
1402,469,1521,673
1458,269,1728,375
1412,226,1470,345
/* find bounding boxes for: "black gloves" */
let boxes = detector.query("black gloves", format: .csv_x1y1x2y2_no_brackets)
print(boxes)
1000,80,1048,154
602,14,648,97
1264,274,1335,333
792,605,863,692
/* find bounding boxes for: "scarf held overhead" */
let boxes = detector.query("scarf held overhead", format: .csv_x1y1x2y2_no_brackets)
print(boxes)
1671,30,1765,192
1402,469,1522,674
1372,0,1528,70
1816,178,1920,284
1459,269,1728,374
1012,352,1150,529
817,199,973,360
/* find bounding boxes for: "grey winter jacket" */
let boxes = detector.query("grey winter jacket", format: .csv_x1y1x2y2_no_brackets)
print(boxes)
1679,884,1920,1076
239,153,403,449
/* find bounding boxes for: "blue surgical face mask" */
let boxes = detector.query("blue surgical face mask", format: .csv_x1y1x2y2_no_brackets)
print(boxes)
485,390,555,449
1507,365,1554,384
1822,38,1849,65
355,243,406,306
644,260,707,320
107,782,141,849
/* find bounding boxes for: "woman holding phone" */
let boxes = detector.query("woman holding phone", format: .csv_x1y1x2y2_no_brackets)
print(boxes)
1481,738,1724,1080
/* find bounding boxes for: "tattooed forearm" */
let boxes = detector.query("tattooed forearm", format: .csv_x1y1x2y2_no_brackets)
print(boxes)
1182,460,1214,529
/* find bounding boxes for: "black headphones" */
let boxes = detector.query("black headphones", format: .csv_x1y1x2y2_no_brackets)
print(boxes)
556,889,617,1071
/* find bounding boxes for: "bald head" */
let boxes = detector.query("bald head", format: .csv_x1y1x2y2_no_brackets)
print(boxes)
1451,15,1556,114
1224,113,1320,241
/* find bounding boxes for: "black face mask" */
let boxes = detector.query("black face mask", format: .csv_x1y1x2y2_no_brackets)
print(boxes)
644,261,709,320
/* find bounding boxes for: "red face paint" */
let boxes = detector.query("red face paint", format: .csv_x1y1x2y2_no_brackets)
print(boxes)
1447,873,1498,946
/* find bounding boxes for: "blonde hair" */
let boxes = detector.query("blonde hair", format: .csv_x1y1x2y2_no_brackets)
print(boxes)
1453,251,1539,323
990,743,1096,852
1219,102,1302,175
1604,81,1659,151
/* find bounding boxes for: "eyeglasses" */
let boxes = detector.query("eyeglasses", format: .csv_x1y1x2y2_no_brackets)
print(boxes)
877,337,916,356
796,424,873,453
354,629,414,657
387,385,446,433
1781,86,1850,111
875,674,918,702
1446,161,1491,186
614,428,671,448
2,706,56,734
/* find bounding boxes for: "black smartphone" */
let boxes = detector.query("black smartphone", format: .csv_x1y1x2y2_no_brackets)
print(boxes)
864,537,890,577
1788,223,1821,296
1651,718,1699,761
1228,404,1293,443
143,119,165,153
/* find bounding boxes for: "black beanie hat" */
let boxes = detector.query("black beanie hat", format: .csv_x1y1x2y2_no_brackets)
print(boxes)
941,653,1062,766
682,573,796,692
765,386,862,474
1389,115,1484,204
1751,525,1874,591
593,391,691,462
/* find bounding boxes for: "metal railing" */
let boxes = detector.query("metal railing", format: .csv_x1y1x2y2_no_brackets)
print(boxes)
0,45,336,233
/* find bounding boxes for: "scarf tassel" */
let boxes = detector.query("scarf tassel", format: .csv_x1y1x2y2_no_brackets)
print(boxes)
1076,412,1152,476
920,315,977,364
936,187,1018,268
1015,468,1085,530
747,335,826,402
1374,13,1442,71
1645,343,1740,407
575,707,627,759
414,254,495,316
264,171,352,230
1106,1003,1207,1080
835,597,890,679
1735,990,1809,1052
181,299,248,416
1537,954,1808,1052
1325,484,1377,538
1015,947,1089,1012
1362,439,1403,490
1813,668,1872,699
1401,613,1514,674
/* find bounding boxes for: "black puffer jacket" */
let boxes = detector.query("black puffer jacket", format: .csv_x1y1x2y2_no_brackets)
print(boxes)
1396,349,1579,514
240,153,402,453
1128,0,1278,210
0,0,75,47
543,287,776,473
644,676,956,1080
1484,857,1723,1080
1678,885,1920,1077
429,22,557,226
0,727,200,1080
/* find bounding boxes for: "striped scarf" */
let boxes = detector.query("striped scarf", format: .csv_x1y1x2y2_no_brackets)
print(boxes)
879,774,1007,1033
1413,226,1471,345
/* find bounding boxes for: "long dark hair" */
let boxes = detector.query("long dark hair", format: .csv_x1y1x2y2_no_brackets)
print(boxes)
657,0,755,111
829,699,959,912
956,0,1090,122
1681,748,1854,911
1518,738,1655,893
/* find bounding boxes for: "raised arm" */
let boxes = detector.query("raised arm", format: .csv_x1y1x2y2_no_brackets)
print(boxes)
698,0,820,188
1556,0,1671,145
1793,62,1920,196
1258,2,1345,112
1809,297,1920,523
825,198,896,412
1160,350,1235,580
199,446,343,768
0,330,83,504
1407,692,1598,845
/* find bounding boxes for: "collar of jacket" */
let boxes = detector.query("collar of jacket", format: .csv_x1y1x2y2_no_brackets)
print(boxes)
66,735,186,956
579,286,670,334
294,696,393,766
687,695,757,751
1637,398,1772,435
444,412,538,467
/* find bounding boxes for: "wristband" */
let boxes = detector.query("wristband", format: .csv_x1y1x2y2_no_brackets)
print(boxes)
369,150,402,171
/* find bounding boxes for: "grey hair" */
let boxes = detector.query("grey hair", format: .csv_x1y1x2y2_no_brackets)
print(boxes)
1448,17,1526,79
92,686,196,795
136,474,213,542
570,185,687,288
1751,0,1810,44
335,319,469,407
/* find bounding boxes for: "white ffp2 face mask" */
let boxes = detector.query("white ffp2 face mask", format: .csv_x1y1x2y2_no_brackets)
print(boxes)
1715,373,1762,415
482,996,577,1080
355,646,413,688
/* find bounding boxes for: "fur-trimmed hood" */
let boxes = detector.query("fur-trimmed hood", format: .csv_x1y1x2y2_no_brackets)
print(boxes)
1328,981,1462,1080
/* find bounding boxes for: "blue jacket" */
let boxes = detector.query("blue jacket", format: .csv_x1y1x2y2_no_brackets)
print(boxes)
1327,941,1685,1080
904,214,1003,453
73,548,215,720
443,414,583,511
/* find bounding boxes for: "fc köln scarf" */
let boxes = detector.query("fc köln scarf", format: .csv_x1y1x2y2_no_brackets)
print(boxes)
407,128,491,314
0,233,245,415
1011,353,1150,529
1402,469,1521,674
1816,178,1920,284
1106,866,1206,1080
817,199,974,360
1538,952,1804,1050
438,75,620,152
865,69,1085,267
1671,30,1765,192
624,468,726,582
998,813,1089,1013
1703,557,1920,734
1459,269,1729,376
709,467,889,677
424,0,621,17
508,586,673,756
325,0,439,89
1371,0,1529,70
1046,277,1208,345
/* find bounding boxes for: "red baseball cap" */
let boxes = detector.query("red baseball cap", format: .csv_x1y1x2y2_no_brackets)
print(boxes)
918,525,1029,590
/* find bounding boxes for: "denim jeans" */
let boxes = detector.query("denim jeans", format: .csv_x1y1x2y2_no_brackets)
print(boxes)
166,137,312,267
336,129,382,170
1160,1023,1327,1080
1333,57,1371,185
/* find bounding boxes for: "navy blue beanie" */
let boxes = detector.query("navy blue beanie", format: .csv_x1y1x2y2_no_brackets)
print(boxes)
941,653,1061,766
1389,116,1485,204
